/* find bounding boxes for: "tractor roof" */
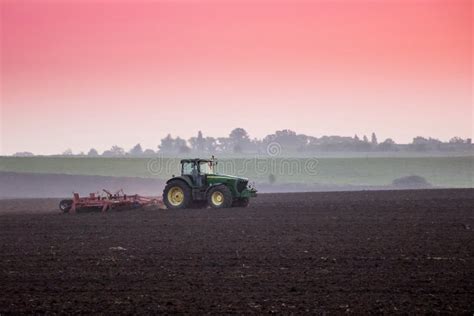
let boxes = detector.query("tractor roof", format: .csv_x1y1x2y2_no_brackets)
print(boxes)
180,158,212,164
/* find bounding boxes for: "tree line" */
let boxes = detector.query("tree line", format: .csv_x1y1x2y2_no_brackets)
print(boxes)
13,128,473,157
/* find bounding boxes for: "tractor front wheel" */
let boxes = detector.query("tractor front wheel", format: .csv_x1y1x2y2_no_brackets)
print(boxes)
163,181,192,209
207,185,233,208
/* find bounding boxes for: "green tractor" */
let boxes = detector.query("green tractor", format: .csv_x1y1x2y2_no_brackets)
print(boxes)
163,157,257,209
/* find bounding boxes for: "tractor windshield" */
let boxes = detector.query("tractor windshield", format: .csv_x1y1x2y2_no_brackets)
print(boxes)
199,161,213,174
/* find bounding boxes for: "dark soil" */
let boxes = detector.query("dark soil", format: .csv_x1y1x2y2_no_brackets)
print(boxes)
0,189,473,314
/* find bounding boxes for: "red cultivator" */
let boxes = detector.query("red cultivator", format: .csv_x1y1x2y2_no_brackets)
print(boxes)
59,189,163,213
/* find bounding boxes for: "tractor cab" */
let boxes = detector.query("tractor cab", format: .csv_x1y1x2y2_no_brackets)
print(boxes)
180,158,216,187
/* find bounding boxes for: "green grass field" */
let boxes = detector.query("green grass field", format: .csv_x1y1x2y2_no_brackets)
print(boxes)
0,156,472,187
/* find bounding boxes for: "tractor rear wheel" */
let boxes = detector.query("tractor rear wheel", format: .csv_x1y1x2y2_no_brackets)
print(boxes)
59,199,73,213
163,180,192,209
207,185,233,208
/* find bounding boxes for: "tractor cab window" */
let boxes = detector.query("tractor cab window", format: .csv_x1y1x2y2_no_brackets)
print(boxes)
199,161,213,174
182,162,197,175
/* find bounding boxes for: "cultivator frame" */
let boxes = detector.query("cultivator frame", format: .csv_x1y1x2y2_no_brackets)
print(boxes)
59,189,163,213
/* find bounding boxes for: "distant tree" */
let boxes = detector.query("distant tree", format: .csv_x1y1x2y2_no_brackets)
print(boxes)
143,149,156,155
449,137,465,144
250,137,262,153
129,143,144,156
410,137,441,151
13,152,34,157
197,131,205,151
378,138,396,151
216,137,232,152
189,131,206,152
411,136,428,151
412,136,427,144
305,136,320,151
158,134,175,153
180,146,191,154
264,129,296,144
62,149,73,156
229,128,251,153
190,135,217,153
174,137,185,148
354,134,360,141
102,145,125,156
467,138,472,145
87,148,99,156
175,137,191,153
229,128,250,142
112,145,125,155
353,136,372,151
306,135,361,152
204,137,217,152
263,129,307,152
233,144,243,153
371,132,378,145
157,134,191,154
427,138,442,150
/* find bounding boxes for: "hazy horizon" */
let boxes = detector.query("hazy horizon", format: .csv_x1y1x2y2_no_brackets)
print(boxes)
1,1,472,155
2,128,473,156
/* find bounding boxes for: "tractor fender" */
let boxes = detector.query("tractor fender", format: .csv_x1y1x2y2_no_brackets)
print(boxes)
205,183,228,195
166,176,193,188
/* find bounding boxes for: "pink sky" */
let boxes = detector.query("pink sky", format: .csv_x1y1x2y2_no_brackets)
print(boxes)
1,0,472,155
